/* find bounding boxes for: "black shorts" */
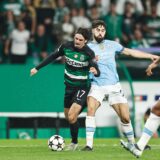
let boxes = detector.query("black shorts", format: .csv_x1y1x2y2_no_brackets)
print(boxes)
64,85,90,110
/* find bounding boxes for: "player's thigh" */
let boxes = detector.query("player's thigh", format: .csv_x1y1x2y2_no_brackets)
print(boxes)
119,103,130,118
112,104,129,117
111,104,121,117
68,103,82,117
108,83,129,121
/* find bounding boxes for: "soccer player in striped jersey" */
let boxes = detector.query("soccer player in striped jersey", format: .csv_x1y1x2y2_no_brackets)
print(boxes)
82,20,159,151
30,28,100,151
123,57,160,158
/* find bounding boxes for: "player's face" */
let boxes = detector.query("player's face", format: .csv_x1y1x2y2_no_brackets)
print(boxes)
74,34,87,49
93,25,106,43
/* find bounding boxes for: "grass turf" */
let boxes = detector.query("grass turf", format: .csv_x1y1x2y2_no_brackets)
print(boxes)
0,138,160,160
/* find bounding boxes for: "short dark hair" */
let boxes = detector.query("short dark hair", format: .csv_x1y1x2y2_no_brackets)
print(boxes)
92,20,106,29
75,27,91,41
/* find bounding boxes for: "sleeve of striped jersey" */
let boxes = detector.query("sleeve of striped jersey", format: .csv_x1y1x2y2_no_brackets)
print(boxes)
88,50,100,77
35,44,64,70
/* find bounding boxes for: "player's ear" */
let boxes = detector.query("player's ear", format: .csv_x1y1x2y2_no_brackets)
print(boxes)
85,40,87,44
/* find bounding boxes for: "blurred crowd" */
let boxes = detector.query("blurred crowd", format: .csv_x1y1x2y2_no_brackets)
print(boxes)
0,0,160,64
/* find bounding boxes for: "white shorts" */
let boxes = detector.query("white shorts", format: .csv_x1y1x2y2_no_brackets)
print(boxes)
88,82,127,105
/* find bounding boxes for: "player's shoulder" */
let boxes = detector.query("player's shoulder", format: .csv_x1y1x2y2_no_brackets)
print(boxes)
103,39,119,46
85,44,94,53
87,41,96,49
84,45,95,56
104,40,124,51
87,39,119,46
85,44,94,52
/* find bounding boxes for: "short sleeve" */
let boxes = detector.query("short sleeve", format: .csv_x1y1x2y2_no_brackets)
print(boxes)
114,42,124,55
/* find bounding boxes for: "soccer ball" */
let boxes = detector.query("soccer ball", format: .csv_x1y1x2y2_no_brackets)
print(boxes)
48,135,65,151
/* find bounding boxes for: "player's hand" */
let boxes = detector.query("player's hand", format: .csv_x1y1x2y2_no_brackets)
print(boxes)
95,55,99,61
30,68,38,76
146,66,153,76
146,57,160,76
89,67,97,75
146,63,157,76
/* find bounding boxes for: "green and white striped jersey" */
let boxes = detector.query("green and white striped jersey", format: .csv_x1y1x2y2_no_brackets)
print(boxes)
36,41,99,87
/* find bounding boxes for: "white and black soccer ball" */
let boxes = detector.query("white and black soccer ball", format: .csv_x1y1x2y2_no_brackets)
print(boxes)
48,135,65,151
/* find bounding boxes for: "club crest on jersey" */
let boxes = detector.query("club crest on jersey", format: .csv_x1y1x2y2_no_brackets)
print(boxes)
99,43,105,50
80,55,85,61
74,54,78,58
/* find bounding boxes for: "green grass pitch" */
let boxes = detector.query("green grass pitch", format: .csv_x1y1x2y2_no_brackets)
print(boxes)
0,138,160,160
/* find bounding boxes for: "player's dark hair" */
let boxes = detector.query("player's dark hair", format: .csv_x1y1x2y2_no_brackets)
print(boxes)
75,27,91,41
92,20,106,29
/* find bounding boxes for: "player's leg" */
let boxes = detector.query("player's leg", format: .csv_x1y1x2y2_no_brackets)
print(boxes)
64,104,81,151
136,100,160,152
64,86,79,150
83,85,104,150
68,103,82,144
65,86,90,150
112,103,135,144
64,106,80,143
83,96,99,150
119,102,160,158
109,83,135,144
120,101,160,158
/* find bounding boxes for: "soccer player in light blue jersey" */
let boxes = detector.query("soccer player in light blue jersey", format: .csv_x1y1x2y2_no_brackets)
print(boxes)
82,20,159,151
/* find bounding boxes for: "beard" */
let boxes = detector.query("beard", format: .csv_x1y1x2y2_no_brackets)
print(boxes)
94,35,104,43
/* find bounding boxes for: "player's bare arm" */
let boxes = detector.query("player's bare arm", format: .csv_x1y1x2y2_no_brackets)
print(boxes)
122,48,159,62
29,46,63,77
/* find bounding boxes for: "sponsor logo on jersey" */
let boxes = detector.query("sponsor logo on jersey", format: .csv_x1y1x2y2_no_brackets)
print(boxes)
65,57,88,67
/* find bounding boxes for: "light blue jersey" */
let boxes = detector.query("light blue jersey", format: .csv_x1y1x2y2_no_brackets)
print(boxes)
88,39,124,86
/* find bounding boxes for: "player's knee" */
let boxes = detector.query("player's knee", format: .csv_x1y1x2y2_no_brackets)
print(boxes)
121,117,130,124
152,106,160,116
87,107,96,116
68,114,77,123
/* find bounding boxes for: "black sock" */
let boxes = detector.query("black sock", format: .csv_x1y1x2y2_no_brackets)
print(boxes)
69,121,79,144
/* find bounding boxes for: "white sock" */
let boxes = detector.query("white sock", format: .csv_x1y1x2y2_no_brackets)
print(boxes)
137,113,160,151
121,122,135,143
85,116,96,148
